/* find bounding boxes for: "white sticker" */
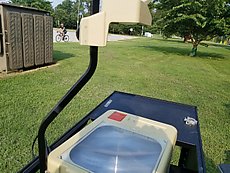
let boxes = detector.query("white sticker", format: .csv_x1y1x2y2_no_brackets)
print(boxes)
104,99,112,107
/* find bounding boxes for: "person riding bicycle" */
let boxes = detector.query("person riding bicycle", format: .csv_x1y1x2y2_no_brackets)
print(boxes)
56,23,69,42
58,23,67,40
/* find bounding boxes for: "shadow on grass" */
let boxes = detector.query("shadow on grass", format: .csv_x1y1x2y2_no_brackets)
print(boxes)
205,155,219,172
53,50,75,61
153,37,184,44
224,150,230,163
139,45,225,59
207,42,230,51
224,103,230,117
153,37,230,51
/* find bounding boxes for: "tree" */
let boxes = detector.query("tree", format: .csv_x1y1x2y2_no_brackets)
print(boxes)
53,0,91,29
54,0,75,28
10,0,53,14
109,24,143,35
154,0,230,56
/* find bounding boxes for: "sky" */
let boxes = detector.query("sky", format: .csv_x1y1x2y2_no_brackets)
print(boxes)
49,0,64,7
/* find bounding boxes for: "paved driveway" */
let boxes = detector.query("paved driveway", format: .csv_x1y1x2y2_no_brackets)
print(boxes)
53,30,137,43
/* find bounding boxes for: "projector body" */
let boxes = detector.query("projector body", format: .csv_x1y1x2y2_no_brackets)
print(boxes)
47,110,177,173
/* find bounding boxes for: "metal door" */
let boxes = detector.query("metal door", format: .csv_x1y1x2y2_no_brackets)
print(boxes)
44,16,53,64
7,12,23,70
34,15,44,65
22,13,34,67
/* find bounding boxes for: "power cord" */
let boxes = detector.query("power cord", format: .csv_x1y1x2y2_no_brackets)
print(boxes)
31,135,51,159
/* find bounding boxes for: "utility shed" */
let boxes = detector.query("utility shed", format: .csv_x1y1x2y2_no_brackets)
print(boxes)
0,3,53,73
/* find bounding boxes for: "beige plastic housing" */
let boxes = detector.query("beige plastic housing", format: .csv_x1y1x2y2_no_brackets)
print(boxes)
47,110,177,173
79,0,152,46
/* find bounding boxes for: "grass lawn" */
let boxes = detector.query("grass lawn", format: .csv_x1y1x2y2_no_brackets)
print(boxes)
0,37,229,173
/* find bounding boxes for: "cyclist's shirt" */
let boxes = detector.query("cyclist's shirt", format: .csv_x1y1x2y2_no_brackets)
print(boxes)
61,27,67,34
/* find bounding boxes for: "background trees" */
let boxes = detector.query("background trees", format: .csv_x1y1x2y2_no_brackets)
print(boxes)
10,0,90,29
53,0,75,28
10,0,53,14
153,0,230,56
53,0,91,28
10,0,230,56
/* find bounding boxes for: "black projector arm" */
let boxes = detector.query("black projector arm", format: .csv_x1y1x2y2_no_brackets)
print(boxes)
37,1,100,172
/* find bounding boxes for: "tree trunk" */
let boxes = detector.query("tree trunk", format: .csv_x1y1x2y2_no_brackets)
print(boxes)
190,40,200,57
190,44,197,57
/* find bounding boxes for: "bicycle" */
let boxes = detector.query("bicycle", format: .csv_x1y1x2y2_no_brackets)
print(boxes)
55,31,69,42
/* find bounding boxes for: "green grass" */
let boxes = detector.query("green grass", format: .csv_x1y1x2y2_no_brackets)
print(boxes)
0,38,230,173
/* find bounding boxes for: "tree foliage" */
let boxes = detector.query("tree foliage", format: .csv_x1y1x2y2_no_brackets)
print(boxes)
109,24,143,35
53,0,91,29
10,0,53,14
54,0,75,28
10,0,91,29
154,0,230,56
